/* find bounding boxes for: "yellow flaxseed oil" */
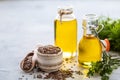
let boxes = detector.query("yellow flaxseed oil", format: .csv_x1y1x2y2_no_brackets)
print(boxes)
78,35,102,68
54,19,77,58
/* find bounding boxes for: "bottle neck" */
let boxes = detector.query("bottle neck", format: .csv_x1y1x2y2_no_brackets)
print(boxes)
57,7,75,22
82,14,98,37
56,13,75,21
83,26,96,37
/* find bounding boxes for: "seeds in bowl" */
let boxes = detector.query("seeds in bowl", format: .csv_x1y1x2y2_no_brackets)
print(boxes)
37,45,61,54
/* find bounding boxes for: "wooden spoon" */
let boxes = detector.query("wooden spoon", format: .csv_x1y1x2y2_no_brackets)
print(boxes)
20,51,37,73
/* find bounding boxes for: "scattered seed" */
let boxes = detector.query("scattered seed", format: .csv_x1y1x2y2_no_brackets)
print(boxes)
18,78,22,80
75,71,83,75
71,76,75,78
37,74,42,78
74,64,76,66
29,73,32,75
36,67,41,72
22,75,24,77
71,66,73,68
33,74,36,79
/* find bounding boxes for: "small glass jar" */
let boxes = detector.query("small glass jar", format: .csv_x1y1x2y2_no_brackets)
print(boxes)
54,6,77,58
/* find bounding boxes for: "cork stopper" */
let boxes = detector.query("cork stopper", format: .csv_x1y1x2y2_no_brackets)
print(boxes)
58,6,73,23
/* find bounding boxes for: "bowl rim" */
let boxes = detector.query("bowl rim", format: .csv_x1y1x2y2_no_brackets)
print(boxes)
34,48,63,57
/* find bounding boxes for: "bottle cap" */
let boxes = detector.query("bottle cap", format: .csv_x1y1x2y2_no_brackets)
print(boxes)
101,39,110,52
58,6,73,15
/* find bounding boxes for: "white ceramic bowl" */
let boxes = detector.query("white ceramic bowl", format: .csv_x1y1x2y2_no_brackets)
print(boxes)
34,46,63,72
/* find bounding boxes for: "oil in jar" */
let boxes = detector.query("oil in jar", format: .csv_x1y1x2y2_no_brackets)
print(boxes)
78,35,102,68
54,19,77,58
54,6,77,58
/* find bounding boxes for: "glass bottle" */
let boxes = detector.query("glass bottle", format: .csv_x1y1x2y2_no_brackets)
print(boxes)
54,6,77,58
78,14,102,68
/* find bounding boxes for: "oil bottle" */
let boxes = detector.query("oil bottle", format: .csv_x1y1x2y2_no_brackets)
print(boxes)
78,14,102,68
54,6,77,58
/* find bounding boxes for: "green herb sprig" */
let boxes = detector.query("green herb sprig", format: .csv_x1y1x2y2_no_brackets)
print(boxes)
98,17,120,52
87,51,120,80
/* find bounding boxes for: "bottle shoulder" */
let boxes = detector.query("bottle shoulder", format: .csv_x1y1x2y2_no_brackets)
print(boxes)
79,35,100,42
